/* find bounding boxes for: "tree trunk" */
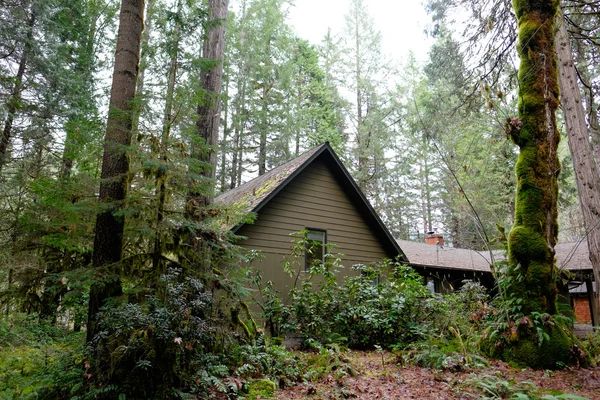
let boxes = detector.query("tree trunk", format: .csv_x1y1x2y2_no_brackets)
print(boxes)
258,84,268,176
131,0,154,141
191,0,229,208
0,7,35,172
555,9,600,320
153,17,179,273
503,0,572,368
87,0,145,344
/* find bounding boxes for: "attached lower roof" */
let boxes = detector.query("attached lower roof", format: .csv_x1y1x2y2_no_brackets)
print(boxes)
400,239,594,274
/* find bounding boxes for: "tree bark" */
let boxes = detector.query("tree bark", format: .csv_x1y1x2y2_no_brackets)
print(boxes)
87,0,145,344
191,0,229,209
555,9,600,320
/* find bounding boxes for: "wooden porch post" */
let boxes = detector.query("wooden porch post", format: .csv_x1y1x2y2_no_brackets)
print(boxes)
585,277,598,326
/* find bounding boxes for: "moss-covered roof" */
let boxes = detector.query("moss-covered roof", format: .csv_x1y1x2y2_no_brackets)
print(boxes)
214,142,406,260
214,144,326,227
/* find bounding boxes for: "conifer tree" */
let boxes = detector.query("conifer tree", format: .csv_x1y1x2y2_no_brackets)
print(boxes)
87,0,145,343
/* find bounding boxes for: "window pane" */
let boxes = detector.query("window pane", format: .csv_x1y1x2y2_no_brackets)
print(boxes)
305,229,326,270
306,230,325,242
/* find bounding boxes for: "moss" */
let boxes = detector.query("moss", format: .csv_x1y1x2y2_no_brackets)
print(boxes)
505,0,568,369
247,379,277,399
517,17,543,45
508,226,548,262
479,336,505,360
510,326,570,369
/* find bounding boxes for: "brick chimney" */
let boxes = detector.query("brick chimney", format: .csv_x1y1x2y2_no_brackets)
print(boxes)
425,231,444,247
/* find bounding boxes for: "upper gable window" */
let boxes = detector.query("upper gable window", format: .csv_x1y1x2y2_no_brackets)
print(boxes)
305,228,326,271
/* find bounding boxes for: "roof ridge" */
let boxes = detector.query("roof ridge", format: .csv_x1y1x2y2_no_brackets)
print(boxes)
215,143,327,201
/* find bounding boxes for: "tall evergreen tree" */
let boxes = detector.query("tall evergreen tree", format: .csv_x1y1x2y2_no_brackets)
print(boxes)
87,0,145,343
340,0,393,198
191,0,229,208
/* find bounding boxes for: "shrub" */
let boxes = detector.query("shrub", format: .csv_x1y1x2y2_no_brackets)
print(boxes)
258,249,430,348
87,268,215,398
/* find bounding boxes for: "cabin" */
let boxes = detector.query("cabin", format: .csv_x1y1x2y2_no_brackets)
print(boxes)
215,143,598,327
402,237,598,326
398,236,496,293
215,143,407,295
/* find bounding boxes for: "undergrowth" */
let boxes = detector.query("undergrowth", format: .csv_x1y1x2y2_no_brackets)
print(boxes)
465,372,590,400
0,314,85,399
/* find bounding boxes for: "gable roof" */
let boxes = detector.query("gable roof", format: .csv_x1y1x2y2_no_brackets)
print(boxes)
215,143,407,261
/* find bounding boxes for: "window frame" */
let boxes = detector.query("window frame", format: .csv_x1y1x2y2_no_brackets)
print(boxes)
304,227,327,271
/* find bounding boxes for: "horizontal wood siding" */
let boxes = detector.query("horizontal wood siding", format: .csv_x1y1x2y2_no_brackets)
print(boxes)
238,158,393,294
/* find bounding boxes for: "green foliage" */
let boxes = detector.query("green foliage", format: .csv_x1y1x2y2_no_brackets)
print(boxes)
480,261,585,369
579,328,600,365
0,314,85,399
229,335,303,389
398,281,491,371
87,268,214,398
252,234,430,349
302,341,357,382
466,372,590,400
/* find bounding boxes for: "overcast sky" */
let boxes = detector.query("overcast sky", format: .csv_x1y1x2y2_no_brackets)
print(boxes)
287,0,433,63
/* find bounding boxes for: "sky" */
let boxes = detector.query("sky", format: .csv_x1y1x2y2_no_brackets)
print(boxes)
286,0,434,63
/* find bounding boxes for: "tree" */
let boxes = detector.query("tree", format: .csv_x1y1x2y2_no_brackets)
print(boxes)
191,0,229,209
0,1,35,172
86,0,145,343
503,0,572,368
340,0,393,199
555,8,600,317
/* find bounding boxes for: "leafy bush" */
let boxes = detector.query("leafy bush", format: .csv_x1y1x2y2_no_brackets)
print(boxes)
580,327,600,366
252,234,431,349
397,280,492,371
87,268,215,398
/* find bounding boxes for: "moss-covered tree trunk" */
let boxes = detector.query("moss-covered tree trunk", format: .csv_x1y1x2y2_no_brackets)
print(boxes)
509,0,560,316
504,0,573,368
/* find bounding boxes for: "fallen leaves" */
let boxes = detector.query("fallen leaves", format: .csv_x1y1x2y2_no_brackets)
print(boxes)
274,351,600,400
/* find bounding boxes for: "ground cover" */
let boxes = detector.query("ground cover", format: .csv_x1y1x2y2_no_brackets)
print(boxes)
275,351,600,400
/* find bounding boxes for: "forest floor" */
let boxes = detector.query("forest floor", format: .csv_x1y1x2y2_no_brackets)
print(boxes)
274,351,600,400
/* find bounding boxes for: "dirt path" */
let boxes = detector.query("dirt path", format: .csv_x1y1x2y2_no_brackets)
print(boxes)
275,352,600,399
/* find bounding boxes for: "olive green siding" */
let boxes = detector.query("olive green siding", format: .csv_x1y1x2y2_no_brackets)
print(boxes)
237,158,392,296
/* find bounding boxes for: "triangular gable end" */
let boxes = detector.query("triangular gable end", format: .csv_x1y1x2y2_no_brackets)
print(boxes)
216,143,407,263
